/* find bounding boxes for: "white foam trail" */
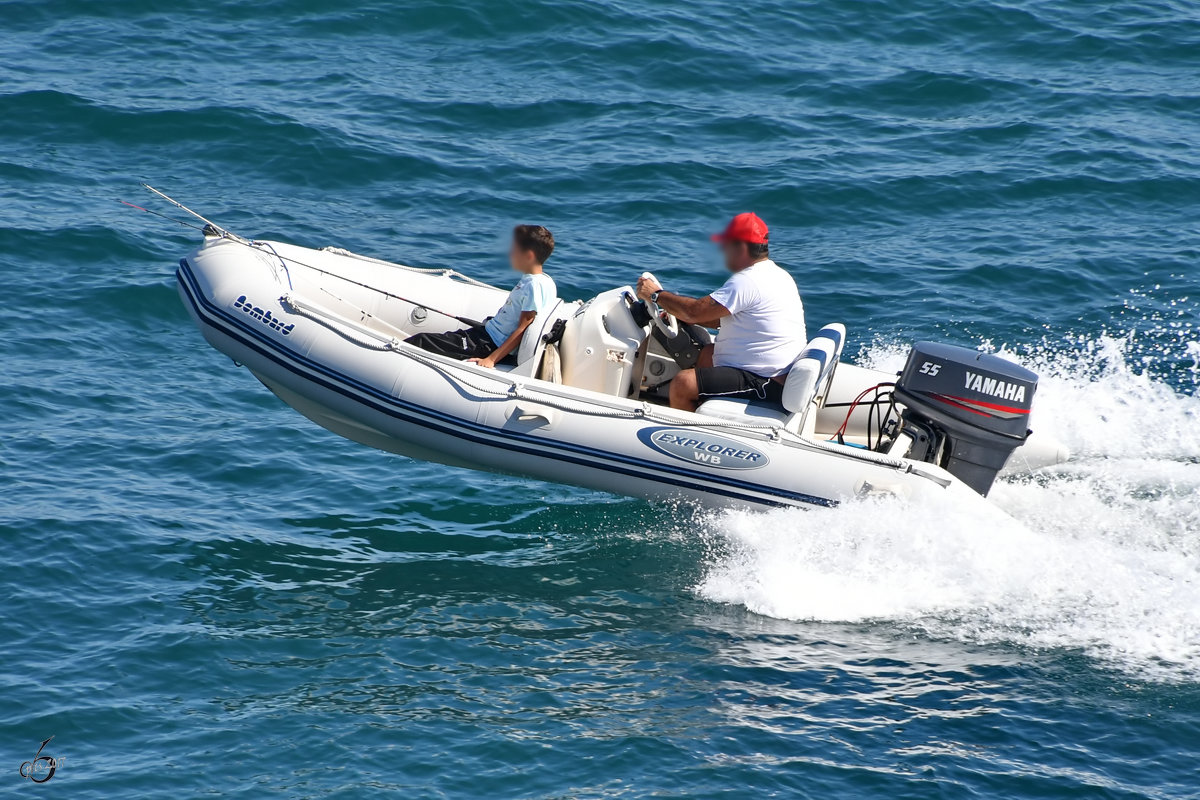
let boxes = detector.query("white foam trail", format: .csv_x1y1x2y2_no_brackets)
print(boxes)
698,334,1200,682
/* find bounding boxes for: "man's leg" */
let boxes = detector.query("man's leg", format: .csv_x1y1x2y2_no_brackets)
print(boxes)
669,369,701,412
666,345,716,411
682,366,780,413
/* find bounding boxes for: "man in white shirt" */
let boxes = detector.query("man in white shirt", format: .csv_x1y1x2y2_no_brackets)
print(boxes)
636,213,807,412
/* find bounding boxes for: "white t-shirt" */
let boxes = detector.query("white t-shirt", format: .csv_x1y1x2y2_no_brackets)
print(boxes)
485,272,557,346
709,259,807,377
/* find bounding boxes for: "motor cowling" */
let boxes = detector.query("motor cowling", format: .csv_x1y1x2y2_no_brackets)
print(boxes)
893,342,1037,496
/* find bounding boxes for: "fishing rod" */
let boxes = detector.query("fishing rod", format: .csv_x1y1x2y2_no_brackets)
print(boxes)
117,199,207,233
120,186,484,327
141,183,240,239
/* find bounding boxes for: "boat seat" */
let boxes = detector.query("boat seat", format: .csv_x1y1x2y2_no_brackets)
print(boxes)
781,323,846,433
695,398,789,424
695,323,846,433
510,299,573,379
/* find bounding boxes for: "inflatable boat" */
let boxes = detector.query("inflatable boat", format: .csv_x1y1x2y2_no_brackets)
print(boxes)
175,229,1069,509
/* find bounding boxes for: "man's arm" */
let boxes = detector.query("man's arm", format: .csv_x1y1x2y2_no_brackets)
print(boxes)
468,310,537,368
636,276,730,326
690,311,725,329
655,293,729,326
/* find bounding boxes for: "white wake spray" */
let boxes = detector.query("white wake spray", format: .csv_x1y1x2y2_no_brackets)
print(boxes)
697,333,1200,681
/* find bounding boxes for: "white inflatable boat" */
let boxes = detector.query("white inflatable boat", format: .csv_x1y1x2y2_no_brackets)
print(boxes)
176,230,1068,509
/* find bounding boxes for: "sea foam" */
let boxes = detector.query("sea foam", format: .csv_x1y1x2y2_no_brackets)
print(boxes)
698,333,1200,681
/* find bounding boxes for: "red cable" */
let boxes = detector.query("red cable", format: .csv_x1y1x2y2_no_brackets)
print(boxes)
832,383,893,442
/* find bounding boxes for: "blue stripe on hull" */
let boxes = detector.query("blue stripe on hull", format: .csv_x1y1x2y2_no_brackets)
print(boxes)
176,259,837,509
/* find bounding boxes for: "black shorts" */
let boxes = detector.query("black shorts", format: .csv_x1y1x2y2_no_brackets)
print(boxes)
694,366,785,404
406,324,515,363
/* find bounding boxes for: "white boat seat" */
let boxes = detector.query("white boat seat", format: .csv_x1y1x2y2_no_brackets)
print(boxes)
781,323,846,431
696,398,789,424
510,298,572,378
695,324,846,431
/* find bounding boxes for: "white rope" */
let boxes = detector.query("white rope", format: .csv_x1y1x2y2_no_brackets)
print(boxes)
319,246,498,289
401,343,796,431
281,294,906,468
282,293,399,349
286,296,786,430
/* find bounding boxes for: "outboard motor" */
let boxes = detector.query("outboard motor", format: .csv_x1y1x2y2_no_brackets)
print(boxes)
892,343,1037,496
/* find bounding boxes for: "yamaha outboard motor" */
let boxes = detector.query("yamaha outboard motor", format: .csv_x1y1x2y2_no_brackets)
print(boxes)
893,343,1037,496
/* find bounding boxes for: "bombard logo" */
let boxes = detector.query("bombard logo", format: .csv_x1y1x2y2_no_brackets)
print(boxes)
234,295,294,336
638,427,769,470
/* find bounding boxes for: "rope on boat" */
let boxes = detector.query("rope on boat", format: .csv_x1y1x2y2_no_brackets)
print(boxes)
403,337,909,468
283,293,779,427
403,344,788,431
281,291,908,469
407,342,908,469
319,246,498,289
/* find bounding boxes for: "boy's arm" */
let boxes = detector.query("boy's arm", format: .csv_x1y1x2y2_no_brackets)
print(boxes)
468,310,537,368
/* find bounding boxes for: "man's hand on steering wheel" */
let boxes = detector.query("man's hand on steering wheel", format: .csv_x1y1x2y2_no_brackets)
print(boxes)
636,275,662,302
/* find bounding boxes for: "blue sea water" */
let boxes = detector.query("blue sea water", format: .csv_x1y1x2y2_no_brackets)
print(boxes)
3,0,1200,796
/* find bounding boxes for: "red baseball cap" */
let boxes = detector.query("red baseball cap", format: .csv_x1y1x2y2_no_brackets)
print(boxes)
711,212,769,245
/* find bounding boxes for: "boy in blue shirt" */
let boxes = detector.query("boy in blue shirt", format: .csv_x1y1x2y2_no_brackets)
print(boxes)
406,225,557,368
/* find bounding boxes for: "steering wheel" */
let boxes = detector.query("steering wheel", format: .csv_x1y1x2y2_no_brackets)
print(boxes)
640,272,680,337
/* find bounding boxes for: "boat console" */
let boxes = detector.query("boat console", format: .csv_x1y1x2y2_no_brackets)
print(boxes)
557,287,648,396
550,282,725,401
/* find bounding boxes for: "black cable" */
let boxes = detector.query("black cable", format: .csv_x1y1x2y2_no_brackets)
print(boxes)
884,393,898,449
871,390,882,450
868,386,879,450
